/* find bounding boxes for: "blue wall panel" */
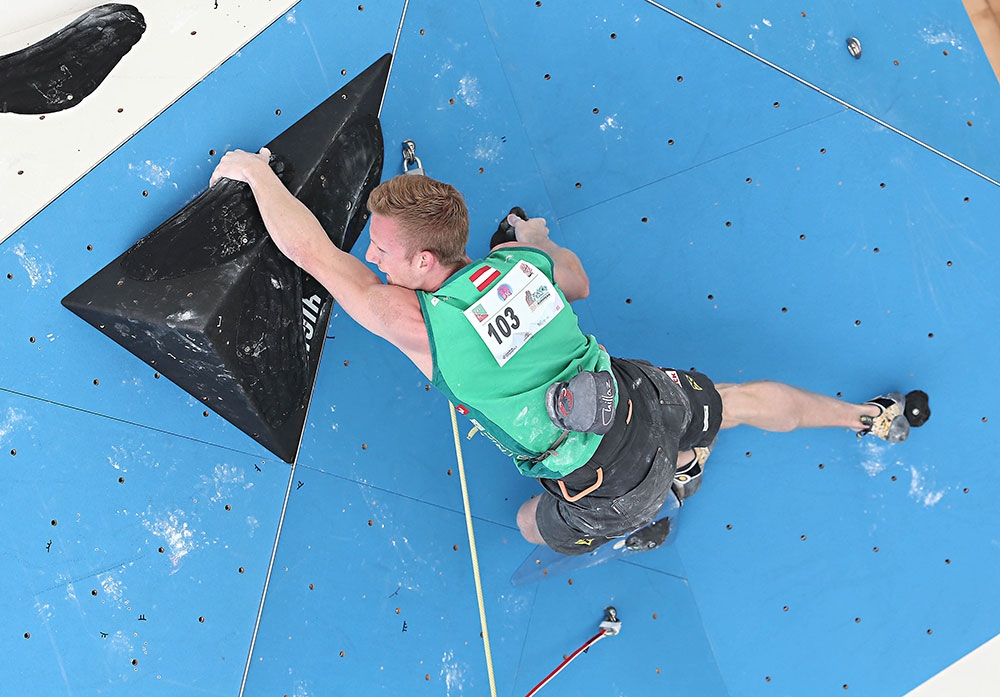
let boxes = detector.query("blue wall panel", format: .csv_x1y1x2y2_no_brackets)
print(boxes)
564,110,999,384
479,0,847,218
656,0,1000,180
0,389,291,695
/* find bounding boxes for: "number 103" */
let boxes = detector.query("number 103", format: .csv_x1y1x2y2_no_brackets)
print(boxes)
486,307,521,344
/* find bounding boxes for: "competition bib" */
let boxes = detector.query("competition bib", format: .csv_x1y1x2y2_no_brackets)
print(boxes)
463,261,565,366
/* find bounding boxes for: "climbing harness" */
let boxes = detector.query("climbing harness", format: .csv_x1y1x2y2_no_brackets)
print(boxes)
524,606,622,697
557,467,603,502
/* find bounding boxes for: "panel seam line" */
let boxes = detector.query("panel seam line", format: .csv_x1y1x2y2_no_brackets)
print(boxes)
237,455,298,697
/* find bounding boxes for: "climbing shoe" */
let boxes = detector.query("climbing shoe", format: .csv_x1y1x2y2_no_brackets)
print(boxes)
858,390,931,442
672,445,712,500
859,393,910,442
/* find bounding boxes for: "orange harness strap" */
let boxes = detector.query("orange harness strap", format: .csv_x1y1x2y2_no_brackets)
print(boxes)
558,467,604,502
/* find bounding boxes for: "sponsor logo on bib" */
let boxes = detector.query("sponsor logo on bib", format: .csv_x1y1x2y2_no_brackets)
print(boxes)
524,284,551,311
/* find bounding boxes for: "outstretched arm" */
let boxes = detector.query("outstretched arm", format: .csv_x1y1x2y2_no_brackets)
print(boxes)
498,215,590,302
209,148,432,375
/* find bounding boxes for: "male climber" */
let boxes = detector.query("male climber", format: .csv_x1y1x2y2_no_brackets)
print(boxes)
210,148,928,556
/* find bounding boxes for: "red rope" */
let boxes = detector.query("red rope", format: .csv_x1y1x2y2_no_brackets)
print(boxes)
524,629,609,697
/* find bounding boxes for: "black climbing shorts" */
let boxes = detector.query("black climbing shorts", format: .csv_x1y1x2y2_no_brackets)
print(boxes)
534,358,723,555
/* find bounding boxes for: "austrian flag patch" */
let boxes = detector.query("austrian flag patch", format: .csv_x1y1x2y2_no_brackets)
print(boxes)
469,265,501,292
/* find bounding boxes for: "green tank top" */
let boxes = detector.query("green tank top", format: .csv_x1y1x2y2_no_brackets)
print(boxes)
417,247,613,479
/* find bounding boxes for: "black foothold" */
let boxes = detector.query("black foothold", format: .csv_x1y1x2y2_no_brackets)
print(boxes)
847,37,862,59
625,516,671,551
904,390,930,427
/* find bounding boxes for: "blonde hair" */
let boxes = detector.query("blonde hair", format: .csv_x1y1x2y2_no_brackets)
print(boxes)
367,175,469,266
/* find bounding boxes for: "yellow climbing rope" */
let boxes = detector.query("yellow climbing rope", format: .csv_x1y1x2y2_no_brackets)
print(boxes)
449,403,498,697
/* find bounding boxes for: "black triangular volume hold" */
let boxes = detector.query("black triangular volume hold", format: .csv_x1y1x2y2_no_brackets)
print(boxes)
62,53,391,462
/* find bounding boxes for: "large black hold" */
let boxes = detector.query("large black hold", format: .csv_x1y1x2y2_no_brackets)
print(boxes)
62,53,390,462
0,4,146,114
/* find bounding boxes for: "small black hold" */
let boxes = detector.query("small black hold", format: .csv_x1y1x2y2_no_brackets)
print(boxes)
904,390,931,427
625,517,670,550
847,37,862,59
490,206,527,249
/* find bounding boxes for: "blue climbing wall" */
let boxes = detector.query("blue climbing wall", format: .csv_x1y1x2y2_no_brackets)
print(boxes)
2,1,999,696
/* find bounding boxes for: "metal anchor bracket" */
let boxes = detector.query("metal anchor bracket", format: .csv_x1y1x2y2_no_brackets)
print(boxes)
846,36,862,59
401,139,425,176
599,606,622,636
